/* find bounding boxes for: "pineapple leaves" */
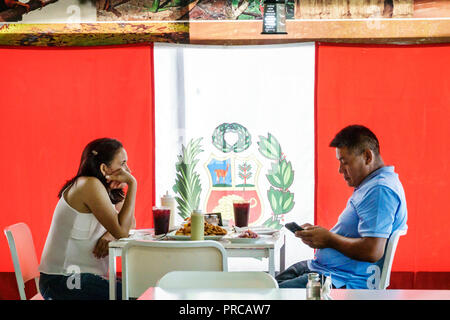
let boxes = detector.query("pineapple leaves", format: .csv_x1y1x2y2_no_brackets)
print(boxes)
173,138,203,219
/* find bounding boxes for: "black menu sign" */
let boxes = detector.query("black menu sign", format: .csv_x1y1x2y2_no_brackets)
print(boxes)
262,1,287,34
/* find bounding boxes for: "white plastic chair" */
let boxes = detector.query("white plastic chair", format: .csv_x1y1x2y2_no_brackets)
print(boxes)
4,223,44,300
378,229,407,289
121,240,228,299
157,271,279,289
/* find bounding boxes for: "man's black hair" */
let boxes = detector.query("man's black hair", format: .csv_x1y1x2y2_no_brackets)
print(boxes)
329,125,380,156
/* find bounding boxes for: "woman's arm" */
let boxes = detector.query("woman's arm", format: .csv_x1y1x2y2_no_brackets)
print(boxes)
115,199,136,229
82,169,137,239
92,184,138,258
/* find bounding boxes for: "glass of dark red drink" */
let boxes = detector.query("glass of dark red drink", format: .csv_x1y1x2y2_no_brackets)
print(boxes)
153,206,171,235
233,201,250,227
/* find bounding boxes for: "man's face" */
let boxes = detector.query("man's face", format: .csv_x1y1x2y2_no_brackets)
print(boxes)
336,147,370,188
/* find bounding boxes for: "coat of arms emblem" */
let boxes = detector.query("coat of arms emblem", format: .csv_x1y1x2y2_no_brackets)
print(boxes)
204,154,264,226
173,122,295,229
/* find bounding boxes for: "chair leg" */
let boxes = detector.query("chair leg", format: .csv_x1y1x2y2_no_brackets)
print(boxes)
35,278,41,295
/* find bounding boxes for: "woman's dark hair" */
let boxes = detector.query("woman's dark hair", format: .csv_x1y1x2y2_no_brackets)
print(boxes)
58,138,125,204
329,125,380,156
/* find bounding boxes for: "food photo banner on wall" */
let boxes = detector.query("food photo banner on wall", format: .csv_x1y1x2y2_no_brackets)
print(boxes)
4,0,295,22
1,1,450,46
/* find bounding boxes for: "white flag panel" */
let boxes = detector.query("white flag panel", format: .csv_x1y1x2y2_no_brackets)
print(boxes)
154,42,316,270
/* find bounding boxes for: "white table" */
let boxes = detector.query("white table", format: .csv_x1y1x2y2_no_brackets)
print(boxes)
138,287,450,300
108,229,286,300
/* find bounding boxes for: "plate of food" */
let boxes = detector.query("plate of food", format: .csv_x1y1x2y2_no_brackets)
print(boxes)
233,226,279,235
225,229,263,243
119,229,155,241
167,219,228,240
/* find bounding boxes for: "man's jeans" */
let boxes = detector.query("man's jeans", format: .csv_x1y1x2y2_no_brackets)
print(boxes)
39,272,122,300
276,260,341,289
275,260,312,288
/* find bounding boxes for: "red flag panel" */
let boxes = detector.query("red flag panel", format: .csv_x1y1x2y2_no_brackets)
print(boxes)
316,43,450,272
0,45,155,272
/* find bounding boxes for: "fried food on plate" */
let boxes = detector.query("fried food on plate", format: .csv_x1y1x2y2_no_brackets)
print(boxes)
175,219,227,236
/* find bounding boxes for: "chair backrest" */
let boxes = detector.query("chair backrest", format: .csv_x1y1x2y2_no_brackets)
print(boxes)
157,271,279,289
4,223,41,300
121,240,228,299
378,229,407,289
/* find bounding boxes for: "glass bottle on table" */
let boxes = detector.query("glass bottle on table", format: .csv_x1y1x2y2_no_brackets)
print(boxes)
190,210,204,240
306,273,322,300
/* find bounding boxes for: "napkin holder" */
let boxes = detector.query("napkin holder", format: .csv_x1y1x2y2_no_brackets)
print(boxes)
321,275,333,300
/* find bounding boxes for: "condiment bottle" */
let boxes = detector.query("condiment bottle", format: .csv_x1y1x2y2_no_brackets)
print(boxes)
190,210,204,240
161,191,176,231
306,273,322,300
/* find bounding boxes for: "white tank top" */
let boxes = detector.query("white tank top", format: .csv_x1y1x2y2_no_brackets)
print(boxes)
39,189,116,277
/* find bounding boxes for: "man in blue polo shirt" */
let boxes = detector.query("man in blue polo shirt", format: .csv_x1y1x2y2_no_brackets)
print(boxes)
276,125,407,289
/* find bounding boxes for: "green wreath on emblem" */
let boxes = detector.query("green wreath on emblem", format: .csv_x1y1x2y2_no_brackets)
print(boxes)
212,123,251,153
257,133,295,230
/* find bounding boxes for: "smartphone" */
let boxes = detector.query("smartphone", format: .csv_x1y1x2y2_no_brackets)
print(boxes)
284,222,304,233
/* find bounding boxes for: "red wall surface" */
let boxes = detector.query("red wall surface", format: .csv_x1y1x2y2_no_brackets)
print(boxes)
0,45,155,275
315,43,450,274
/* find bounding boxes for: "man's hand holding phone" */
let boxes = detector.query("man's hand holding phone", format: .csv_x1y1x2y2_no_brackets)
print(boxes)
299,224,331,249
285,222,304,233
285,222,331,249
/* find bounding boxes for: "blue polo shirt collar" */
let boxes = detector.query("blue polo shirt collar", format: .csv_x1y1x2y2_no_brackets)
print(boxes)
355,166,394,190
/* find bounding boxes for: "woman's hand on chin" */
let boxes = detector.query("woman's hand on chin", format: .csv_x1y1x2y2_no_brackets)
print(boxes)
105,167,136,186
108,180,127,189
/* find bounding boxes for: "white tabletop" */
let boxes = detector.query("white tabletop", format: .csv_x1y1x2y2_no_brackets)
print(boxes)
108,228,286,299
138,287,450,300
109,228,284,249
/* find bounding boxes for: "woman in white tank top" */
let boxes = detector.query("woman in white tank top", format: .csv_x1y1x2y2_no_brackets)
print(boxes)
39,138,137,300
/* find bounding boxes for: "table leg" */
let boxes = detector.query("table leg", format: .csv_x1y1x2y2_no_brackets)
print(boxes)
280,234,286,272
109,247,117,300
268,248,275,277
